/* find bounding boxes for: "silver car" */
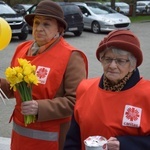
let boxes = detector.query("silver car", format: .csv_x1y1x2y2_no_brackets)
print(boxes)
103,2,140,15
72,2,131,34
136,1,150,14
103,2,130,16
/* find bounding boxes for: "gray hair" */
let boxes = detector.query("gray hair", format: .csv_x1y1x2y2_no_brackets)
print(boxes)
99,47,137,68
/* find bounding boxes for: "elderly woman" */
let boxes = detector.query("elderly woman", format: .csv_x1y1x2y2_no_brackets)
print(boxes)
64,30,150,150
0,0,88,150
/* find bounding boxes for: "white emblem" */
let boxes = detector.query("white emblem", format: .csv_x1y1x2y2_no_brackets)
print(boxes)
122,105,142,128
36,66,50,84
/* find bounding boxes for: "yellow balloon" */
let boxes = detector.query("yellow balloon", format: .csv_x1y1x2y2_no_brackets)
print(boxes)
0,17,12,51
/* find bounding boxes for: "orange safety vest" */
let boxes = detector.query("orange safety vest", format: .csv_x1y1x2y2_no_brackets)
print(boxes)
10,37,88,150
75,78,150,150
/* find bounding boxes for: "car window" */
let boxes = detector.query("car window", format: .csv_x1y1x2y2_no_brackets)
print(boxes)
137,3,145,6
79,6,91,15
13,5,23,10
0,4,16,14
116,3,129,9
118,5,129,9
87,3,116,13
30,6,36,13
27,5,36,14
89,6,108,14
23,5,33,10
62,5,81,15
105,4,110,7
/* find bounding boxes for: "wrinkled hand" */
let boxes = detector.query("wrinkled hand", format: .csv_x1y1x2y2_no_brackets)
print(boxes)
107,137,120,150
21,100,38,115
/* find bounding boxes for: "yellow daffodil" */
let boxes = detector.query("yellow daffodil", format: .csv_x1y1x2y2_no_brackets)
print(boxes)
18,58,30,66
5,58,39,126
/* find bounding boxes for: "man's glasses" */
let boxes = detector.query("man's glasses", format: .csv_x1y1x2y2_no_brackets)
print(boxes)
101,57,130,66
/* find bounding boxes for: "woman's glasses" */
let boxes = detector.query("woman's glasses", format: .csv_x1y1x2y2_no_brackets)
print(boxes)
101,57,130,66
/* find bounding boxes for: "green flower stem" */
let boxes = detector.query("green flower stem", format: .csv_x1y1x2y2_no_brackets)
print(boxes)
24,115,36,126
17,81,35,126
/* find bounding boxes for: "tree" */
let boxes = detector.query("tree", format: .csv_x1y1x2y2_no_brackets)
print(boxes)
132,0,137,17
5,0,11,5
111,0,115,10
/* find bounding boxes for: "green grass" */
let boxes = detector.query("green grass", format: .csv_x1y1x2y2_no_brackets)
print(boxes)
129,15,150,23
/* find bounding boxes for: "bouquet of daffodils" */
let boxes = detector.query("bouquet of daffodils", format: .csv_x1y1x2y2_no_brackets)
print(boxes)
5,58,39,126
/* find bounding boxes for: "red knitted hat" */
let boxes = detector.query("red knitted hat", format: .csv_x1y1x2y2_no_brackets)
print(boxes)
96,29,143,67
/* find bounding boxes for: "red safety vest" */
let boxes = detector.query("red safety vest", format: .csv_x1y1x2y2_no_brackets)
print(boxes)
75,78,150,150
10,37,88,150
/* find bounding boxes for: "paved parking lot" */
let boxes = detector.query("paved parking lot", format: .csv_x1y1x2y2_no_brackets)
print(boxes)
0,137,10,150
0,22,150,149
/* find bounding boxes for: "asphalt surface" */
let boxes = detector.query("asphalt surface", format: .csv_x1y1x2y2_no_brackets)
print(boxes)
0,22,150,149
0,137,10,150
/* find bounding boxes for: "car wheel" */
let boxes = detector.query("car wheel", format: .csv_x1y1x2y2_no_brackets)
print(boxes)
18,25,29,40
18,32,28,40
92,21,100,34
73,31,82,36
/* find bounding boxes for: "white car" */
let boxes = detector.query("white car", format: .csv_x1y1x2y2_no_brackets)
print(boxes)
136,1,150,14
104,2,130,15
72,2,131,34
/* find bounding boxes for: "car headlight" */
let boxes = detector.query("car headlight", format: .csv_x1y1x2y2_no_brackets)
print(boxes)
102,18,115,23
126,18,131,22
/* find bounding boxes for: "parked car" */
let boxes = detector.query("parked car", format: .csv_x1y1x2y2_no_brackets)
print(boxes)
26,2,84,36
103,2,140,15
104,2,131,16
72,2,131,34
0,1,28,40
12,4,33,16
136,1,150,14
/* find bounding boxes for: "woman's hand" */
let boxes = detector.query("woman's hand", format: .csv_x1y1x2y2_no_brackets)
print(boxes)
107,137,120,150
21,100,38,115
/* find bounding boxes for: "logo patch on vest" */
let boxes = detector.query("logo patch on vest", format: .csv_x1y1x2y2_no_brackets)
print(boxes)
36,66,50,84
122,105,142,128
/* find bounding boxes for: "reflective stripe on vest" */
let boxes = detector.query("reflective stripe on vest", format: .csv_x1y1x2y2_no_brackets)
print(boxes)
13,122,58,141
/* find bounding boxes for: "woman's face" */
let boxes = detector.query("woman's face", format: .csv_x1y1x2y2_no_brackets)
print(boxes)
32,16,59,46
101,50,134,84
